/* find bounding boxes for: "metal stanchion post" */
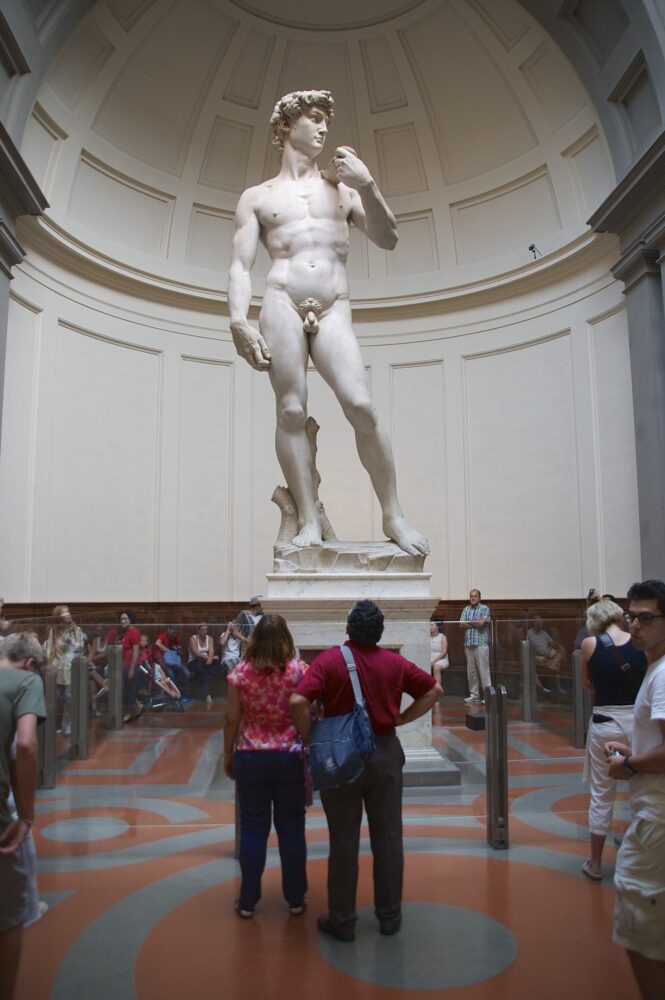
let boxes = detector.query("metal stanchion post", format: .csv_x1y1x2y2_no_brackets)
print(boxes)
520,640,537,723
70,655,89,760
485,684,509,850
38,669,57,789
572,650,593,748
108,644,124,729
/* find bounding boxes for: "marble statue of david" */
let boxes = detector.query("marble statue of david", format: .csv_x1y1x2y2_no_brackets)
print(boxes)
228,90,429,557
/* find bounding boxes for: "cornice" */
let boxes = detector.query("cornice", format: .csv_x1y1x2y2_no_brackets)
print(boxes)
19,213,618,321
0,119,48,219
0,9,30,76
612,242,661,290
588,130,665,239
0,220,26,278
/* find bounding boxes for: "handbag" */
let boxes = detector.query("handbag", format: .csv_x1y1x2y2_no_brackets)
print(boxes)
307,645,376,791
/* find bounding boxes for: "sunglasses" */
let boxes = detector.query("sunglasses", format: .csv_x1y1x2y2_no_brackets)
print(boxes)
624,611,665,625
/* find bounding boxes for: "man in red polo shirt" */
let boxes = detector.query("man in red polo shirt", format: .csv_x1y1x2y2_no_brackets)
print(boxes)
290,600,441,942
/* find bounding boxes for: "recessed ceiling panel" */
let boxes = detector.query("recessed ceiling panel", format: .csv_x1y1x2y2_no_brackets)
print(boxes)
359,36,407,113
224,29,275,108
226,0,426,31
199,117,254,192
375,123,428,196
520,41,587,131
273,39,360,158
47,19,114,110
451,167,560,263
399,4,537,182
92,0,238,175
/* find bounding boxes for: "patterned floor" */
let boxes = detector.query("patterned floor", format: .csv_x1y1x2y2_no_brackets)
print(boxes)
18,698,640,999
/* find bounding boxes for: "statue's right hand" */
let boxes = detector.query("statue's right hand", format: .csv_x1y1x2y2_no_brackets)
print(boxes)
230,321,271,371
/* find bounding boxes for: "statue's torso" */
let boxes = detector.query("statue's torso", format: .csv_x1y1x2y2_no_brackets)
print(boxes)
254,174,354,308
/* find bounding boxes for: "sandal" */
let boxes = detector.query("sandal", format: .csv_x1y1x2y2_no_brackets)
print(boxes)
582,860,602,881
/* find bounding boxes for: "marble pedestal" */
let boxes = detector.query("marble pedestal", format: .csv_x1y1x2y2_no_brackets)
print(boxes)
268,539,430,600
263,589,458,787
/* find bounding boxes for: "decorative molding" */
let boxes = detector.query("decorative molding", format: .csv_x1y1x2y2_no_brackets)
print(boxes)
0,221,26,278
588,129,665,238
611,242,661,291
0,9,31,76
0,120,49,219
18,214,616,319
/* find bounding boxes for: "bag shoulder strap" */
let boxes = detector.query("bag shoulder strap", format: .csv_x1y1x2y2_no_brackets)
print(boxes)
599,631,631,669
339,644,366,707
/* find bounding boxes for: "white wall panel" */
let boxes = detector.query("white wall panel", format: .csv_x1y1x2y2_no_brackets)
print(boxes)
0,298,42,600
176,357,233,599
44,323,162,600
390,361,447,593
306,368,375,542
463,334,582,596
250,370,284,588
588,309,641,593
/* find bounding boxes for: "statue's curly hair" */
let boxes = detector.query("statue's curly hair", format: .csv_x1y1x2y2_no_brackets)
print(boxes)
347,600,384,646
269,90,334,152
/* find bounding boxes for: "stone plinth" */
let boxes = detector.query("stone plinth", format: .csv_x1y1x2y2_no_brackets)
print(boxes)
268,540,430,599
263,596,437,752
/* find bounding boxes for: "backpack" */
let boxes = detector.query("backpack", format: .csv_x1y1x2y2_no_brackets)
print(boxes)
307,645,376,791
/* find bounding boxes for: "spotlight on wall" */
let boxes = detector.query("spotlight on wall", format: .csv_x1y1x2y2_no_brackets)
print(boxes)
528,243,542,259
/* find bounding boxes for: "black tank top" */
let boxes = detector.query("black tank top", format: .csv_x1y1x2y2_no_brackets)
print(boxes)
587,635,646,706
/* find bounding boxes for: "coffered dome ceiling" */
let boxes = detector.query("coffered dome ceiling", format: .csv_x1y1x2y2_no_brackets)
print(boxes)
20,0,615,306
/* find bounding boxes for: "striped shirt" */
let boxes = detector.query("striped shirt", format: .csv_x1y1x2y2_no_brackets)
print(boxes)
460,603,491,646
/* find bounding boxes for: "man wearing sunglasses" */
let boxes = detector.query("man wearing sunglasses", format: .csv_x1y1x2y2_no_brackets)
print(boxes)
606,579,665,1000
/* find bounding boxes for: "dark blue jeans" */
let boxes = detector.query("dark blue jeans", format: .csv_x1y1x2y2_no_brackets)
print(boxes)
187,658,218,697
234,750,307,911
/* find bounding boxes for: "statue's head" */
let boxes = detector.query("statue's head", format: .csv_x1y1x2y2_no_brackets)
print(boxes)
269,90,334,152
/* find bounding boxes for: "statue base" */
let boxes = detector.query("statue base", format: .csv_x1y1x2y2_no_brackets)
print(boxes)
268,539,429,599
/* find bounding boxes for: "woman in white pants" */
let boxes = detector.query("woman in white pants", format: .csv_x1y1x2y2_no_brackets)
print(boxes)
580,599,646,880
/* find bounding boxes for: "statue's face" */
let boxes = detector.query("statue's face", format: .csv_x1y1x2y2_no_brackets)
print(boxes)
285,105,329,156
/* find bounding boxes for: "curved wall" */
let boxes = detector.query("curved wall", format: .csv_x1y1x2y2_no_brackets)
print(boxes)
0,232,640,602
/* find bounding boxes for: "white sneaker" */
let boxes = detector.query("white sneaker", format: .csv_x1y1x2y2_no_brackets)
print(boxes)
463,696,478,703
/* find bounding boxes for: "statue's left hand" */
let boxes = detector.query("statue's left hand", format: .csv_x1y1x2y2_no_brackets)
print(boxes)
333,147,372,189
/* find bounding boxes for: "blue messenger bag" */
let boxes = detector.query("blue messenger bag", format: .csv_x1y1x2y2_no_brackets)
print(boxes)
307,645,376,791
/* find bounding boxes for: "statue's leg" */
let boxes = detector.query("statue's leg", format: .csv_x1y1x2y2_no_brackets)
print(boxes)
310,301,429,556
260,292,322,547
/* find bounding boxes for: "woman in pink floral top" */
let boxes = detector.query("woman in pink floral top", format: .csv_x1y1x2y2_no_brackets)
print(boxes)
224,613,309,918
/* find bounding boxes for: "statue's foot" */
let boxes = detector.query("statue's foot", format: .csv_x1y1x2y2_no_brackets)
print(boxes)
292,521,323,547
383,514,430,556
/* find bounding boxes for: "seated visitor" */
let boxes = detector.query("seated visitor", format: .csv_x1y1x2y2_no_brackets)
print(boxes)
87,625,110,714
429,621,448,686
188,623,219,705
154,626,191,703
137,635,182,709
220,621,246,674
527,616,565,694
